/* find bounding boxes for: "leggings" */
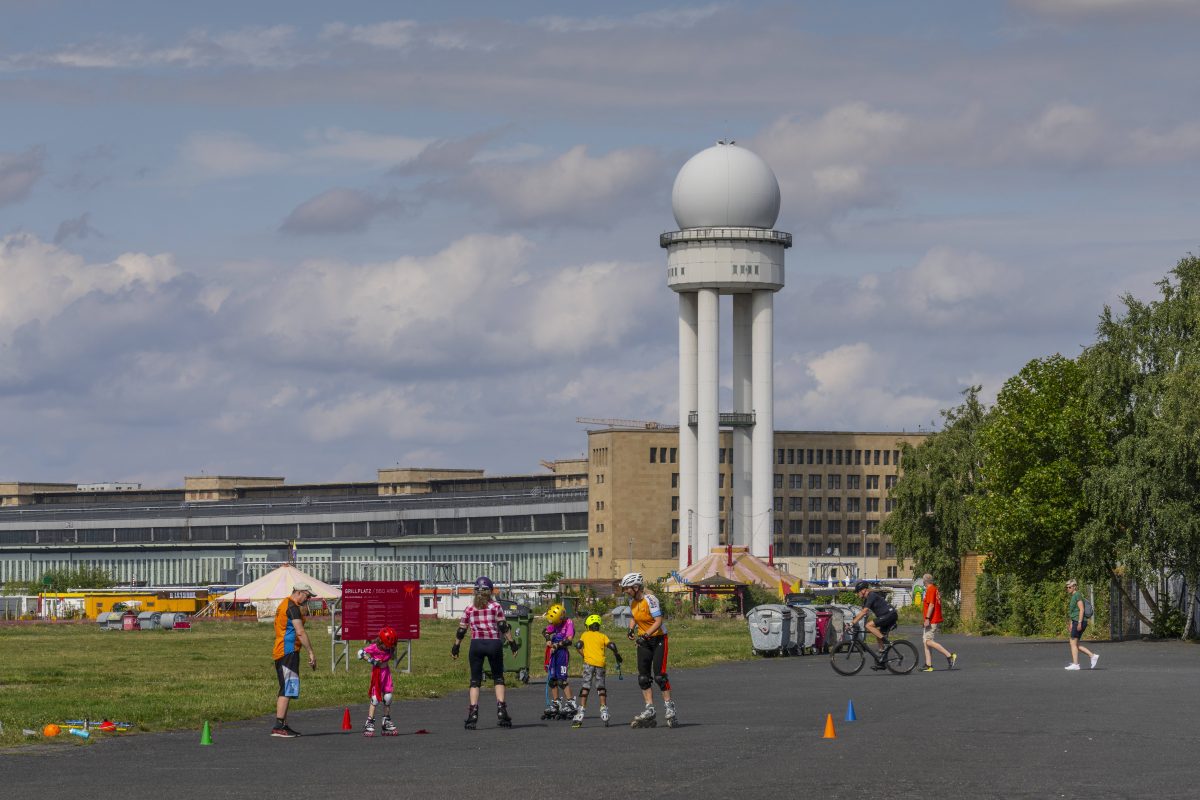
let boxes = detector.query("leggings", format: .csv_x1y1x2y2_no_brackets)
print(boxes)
469,638,505,687
637,635,669,690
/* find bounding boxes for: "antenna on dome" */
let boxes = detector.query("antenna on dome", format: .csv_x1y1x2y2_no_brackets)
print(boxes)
716,137,736,146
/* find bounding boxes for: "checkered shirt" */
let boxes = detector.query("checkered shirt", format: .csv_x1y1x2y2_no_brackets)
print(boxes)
460,601,505,640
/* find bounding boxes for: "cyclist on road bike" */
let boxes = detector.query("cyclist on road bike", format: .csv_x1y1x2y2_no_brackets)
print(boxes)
850,581,898,669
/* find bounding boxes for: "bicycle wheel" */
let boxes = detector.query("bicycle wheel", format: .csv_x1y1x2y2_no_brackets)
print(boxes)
884,639,918,674
830,641,866,676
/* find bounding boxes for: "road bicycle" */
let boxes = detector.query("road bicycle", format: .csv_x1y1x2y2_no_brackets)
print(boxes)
830,623,918,676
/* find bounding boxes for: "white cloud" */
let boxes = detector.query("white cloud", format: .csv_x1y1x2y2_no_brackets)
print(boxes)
320,21,418,50
534,5,724,33
302,128,431,166
180,132,289,178
1018,0,1198,15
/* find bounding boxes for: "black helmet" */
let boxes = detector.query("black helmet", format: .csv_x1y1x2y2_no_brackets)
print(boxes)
854,581,872,593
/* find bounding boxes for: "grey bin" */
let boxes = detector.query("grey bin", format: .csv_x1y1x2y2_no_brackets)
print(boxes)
137,612,159,630
792,606,818,653
611,605,633,632
96,612,115,630
747,604,799,656
158,612,183,629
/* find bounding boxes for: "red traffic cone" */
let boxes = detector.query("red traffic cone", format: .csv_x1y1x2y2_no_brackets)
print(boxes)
341,708,352,731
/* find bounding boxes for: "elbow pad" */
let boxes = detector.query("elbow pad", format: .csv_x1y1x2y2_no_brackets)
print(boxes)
455,627,467,641
497,621,511,634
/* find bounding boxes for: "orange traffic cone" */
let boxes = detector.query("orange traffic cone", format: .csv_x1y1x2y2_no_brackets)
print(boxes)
822,713,837,739
342,708,353,731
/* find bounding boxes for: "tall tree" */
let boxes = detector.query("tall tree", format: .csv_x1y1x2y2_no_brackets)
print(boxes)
1080,255,1200,637
975,355,1109,583
884,387,988,599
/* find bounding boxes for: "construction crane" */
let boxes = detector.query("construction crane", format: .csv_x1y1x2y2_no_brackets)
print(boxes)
575,417,678,430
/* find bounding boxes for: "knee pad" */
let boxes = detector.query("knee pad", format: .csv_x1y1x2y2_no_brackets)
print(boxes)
383,692,392,705
469,679,482,689
654,674,670,691
578,686,590,699
492,673,506,687
637,674,653,690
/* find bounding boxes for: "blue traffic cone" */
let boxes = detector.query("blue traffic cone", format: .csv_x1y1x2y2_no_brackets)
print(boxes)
845,699,857,722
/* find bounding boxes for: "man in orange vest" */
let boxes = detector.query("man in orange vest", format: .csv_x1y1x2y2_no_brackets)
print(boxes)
920,573,958,672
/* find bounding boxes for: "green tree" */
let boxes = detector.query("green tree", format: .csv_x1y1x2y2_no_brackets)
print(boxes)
975,355,1109,582
1079,255,1200,637
11,566,115,594
883,386,988,599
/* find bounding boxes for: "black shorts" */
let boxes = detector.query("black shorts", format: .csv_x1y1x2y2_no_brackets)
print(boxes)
636,635,669,683
1070,620,1087,639
469,638,505,686
874,612,898,634
274,651,300,697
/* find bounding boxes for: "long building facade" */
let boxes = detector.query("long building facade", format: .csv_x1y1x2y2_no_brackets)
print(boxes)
586,428,926,582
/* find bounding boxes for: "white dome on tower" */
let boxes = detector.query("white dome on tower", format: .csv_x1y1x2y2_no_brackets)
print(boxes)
671,142,781,230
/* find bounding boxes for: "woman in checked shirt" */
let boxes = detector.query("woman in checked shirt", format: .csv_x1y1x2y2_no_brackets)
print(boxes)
451,575,519,729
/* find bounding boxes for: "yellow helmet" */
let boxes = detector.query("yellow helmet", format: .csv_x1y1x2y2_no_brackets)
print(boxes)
585,614,602,628
545,604,565,624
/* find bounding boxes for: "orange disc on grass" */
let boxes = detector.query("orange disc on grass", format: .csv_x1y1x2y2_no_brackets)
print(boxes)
43,724,61,737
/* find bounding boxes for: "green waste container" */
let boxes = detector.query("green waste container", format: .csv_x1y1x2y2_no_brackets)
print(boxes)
498,599,532,684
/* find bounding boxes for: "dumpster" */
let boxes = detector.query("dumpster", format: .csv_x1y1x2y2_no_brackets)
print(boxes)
158,612,191,630
747,604,797,656
497,598,532,684
96,612,114,631
611,605,633,632
814,610,834,653
792,605,818,654
136,611,158,630
121,613,138,631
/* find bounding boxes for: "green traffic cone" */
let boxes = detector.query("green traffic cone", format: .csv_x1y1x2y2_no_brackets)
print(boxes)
200,720,212,745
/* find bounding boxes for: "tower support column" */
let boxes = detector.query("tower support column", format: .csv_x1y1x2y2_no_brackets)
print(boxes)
696,288,720,555
751,290,775,559
732,293,753,548
678,292,698,570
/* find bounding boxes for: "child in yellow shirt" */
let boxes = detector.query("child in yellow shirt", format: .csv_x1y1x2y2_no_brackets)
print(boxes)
571,613,623,727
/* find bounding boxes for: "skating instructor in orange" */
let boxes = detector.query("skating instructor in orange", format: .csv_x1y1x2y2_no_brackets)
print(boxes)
271,583,317,738
620,572,678,728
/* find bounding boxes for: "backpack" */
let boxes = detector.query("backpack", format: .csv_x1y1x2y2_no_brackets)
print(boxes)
1082,597,1094,619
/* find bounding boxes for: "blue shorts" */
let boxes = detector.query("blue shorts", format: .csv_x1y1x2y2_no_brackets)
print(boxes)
548,647,570,680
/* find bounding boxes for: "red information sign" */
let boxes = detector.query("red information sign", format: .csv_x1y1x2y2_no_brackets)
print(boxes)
340,581,421,641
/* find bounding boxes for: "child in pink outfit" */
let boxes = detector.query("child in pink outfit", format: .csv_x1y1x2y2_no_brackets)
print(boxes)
358,626,399,736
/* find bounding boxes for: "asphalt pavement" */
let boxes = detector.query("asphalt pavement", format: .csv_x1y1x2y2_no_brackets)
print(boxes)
4,628,1198,799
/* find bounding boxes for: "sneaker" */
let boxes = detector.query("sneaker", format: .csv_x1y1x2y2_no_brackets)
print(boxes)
271,724,300,737
1065,663,1081,670
920,666,934,672
1089,654,1099,669
948,653,958,669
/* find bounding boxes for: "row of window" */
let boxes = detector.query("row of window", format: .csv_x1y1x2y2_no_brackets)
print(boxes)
669,473,897,491
671,495,895,513
652,447,904,468
668,541,899,566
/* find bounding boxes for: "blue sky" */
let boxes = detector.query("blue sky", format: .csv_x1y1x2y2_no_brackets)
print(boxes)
1,1,1197,486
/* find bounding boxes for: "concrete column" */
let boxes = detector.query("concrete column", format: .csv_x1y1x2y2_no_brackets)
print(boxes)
751,290,775,559
678,292,698,571
696,288,720,556
731,293,753,548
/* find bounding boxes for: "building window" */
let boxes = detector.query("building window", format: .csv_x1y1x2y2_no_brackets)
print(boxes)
589,547,594,557
774,496,783,512
595,473,604,484
828,474,842,490
809,474,822,490
718,473,725,488
719,519,726,535
650,448,657,463
828,497,841,512
773,519,783,535
816,449,824,465
671,472,679,488
847,519,860,535
873,450,881,465
808,519,822,535
595,523,604,532
671,542,679,557
855,450,862,465
598,547,603,557
885,475,898,489
659,447,667,463
866,498,880,512
719,496,725,511
867,542,879,556
847,497,861,513
828,519,842,535
790,497,802,512
883,449,890,466
866,475,879,490
788,541,802,556
887,565,898,579
885,498,896,512
776,448,785,465
671,519,679,534
886,543,896,557
789,519,802,534
826,449,833,464
774,473,783,489
807,542,821,556
595,500,604,510
808,497,821,512
670,448,677,464
847,474,861,490
789,474,803,490
835,449,843,465
893,450,900,466
846,542,861,556
807,449,814,465
671,496,679,511
866,520,880,535
720,448,727,464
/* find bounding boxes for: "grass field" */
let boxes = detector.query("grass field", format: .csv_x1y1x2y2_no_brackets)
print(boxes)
0,616,755,747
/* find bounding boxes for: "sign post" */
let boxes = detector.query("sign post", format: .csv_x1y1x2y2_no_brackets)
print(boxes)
335,581,422,673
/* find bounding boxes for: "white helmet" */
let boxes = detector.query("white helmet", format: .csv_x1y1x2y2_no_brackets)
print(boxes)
619,572,644,588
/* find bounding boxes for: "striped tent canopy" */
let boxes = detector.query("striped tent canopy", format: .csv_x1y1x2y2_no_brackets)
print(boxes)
667,546,801,597
215,564,341,602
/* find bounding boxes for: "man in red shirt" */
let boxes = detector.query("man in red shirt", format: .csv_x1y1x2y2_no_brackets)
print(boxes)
920,573,957,672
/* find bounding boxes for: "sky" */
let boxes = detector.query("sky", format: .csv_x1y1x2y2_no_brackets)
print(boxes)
1,0,1197,487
